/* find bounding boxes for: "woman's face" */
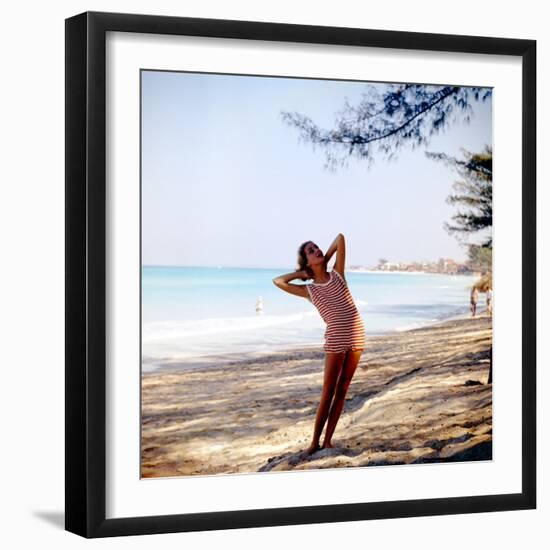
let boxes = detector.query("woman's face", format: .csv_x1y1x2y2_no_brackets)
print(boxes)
305,242,324,268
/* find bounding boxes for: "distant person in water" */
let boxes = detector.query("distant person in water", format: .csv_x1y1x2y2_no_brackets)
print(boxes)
273,233,366,455
486,288,493,316
255,296,264,315
470,287,479,317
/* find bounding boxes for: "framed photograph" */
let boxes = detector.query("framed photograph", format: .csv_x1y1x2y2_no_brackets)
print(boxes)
65,11,536,538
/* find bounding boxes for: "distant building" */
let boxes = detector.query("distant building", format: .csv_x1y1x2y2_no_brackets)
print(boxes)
379,261,401,271
372,257,474,275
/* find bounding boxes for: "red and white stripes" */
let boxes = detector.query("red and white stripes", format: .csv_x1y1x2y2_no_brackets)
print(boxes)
306,270,366,353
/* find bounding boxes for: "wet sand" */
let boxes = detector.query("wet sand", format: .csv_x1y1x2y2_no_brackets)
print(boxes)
141,314,492,478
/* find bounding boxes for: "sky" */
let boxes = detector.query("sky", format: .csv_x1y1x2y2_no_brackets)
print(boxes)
141,70,492,269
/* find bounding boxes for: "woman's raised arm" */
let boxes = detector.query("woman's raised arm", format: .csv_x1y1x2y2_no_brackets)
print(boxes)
272,270,310,299
324,233,346,280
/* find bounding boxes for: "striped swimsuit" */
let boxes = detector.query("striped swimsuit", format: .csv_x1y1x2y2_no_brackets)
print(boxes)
306,270,366,353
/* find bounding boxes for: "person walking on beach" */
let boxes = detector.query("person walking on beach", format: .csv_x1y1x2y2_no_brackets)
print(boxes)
486,287,493,316
272,233,366,455
470,286,479,317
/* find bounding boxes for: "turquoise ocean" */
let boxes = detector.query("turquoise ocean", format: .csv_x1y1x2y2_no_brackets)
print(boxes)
142,266,477,371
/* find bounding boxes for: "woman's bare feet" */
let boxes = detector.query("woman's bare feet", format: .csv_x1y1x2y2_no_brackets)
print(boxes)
306,441,321,455
321,441,334,449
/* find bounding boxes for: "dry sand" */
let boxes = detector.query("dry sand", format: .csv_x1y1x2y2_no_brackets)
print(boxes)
141,315,492,478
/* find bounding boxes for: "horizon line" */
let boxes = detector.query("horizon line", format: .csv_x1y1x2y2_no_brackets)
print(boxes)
141,259,468,270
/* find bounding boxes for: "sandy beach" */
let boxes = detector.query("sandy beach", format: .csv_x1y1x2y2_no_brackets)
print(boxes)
141,314,492,478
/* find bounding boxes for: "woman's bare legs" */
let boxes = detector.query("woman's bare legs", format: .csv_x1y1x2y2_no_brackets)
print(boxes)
306,352,346,454
322,350,363,449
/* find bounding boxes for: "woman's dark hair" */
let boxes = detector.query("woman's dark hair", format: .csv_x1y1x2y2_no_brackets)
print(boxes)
297,241,315,281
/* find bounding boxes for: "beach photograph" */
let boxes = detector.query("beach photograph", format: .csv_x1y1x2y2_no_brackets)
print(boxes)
140,71,493,478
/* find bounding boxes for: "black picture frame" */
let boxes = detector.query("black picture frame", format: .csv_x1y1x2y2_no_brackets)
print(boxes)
65,11,536,538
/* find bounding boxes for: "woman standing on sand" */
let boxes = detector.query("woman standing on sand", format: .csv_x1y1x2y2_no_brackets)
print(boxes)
273,233,366,455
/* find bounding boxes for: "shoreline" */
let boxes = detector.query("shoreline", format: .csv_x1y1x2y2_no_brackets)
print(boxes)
143,307,487,373
141,314,493,478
